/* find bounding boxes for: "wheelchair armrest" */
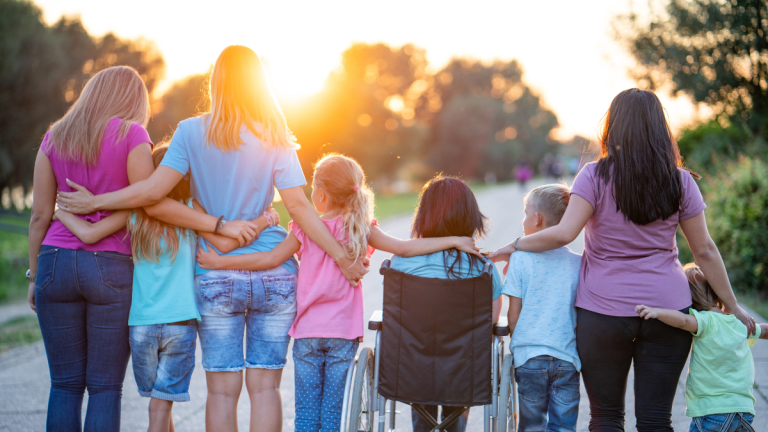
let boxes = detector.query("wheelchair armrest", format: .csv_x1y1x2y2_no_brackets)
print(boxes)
493,316,510,336
368,310,383,331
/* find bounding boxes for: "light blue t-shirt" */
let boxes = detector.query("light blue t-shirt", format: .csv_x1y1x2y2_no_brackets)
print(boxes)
128,201,202,326
502,247,582,371
390,251,503,300
161,116,306,275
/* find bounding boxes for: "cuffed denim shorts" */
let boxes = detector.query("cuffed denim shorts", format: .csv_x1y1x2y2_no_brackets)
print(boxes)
195,267,297,372
129,321,197,402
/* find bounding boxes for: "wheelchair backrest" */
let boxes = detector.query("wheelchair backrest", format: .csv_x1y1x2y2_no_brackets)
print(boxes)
377,259,494,406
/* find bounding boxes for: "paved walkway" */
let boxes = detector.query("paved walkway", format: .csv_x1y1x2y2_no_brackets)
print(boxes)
1,181,766,431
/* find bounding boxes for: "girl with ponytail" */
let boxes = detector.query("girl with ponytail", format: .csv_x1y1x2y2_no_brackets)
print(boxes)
197,153,481,431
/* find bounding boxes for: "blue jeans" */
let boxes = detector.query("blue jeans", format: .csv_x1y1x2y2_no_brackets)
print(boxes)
195,268,296,371
35,246,133,432
129,321,197,401
515,355,580,432
689,413,755,432
293,338,359,432
412,405,469,432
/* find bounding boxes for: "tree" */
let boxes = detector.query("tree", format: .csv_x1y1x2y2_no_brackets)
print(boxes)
619,0,768,128
146,73,209,143
0,0,165,196
284,43,430,183
424,59,558,180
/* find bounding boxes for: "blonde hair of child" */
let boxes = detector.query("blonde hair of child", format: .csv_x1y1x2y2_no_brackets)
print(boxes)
203,45,298,152
313,154,374,260
126,142,191,264
684,263,723,312
47,66,150,165
524,183,570,226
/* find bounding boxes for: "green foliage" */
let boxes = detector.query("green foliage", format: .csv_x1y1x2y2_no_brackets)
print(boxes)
619,0,768,128
0,228,29,302
146,73,209,143
0,0,165,192
0,315,41,354
677,121,768,172
704,157,768,294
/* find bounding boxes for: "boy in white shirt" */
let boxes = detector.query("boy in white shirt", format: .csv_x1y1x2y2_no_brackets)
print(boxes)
503,184,582,432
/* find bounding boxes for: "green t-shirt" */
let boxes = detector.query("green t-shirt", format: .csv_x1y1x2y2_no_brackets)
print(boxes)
127,201,202,326
685,308,761,417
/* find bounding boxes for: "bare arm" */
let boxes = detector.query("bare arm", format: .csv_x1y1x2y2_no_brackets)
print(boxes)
680,211,755,336
58,144,259,246
197,233,301,271
53,210,129,245
368,224,481,257
760,324,768,340
195,202,279,254
636,305,699,332
28,150,57,312
280,186,368,285
492,296,502,324
507,296,522,335
489,195,593,273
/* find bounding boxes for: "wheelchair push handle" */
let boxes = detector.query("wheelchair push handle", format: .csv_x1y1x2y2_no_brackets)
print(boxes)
481,261,493,280
380,259,392,275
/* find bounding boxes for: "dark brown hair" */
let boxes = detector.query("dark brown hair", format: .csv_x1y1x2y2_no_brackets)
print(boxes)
411,175,488,279
596,89,699,225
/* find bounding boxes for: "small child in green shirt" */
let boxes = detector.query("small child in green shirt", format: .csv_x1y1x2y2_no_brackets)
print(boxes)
635,263,767,432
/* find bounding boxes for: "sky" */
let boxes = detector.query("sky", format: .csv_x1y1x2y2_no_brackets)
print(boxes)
35,0,706,140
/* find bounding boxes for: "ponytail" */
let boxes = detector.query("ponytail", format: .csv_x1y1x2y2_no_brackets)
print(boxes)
313,154,374,260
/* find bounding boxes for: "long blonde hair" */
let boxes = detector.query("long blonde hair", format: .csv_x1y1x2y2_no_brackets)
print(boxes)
126,142,191,264
47,66,150,164
203,45,297,151
684,263,723,312
313,154,374,260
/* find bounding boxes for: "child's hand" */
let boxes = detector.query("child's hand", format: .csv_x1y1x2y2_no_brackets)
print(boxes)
197,246,222,269
636,304,659,320
266,206,280,226
453,237,482,258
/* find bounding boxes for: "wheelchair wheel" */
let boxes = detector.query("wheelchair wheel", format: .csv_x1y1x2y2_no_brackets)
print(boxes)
497,354,517,432
348,347,374,432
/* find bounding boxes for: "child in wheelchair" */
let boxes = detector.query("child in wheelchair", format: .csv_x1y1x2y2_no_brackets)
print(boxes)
502,184,582,431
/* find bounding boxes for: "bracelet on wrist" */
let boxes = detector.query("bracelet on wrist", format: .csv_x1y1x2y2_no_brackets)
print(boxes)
214,216,225,235
513,236,522,252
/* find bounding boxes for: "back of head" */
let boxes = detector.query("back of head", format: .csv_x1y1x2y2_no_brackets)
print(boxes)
412,176,488,239
412,176,488,279
684,263,722,312
525,184,570,226
128,141,189,264
595,89,697,225
205,45,298,152
48,66,150,165
313,154,374,260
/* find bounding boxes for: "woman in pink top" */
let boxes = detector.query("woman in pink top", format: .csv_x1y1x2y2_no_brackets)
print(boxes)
28,66,255,432
491,89,755,432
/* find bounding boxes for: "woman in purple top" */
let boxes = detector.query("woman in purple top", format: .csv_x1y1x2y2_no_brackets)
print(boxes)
28,66,256,432
491,89,755,431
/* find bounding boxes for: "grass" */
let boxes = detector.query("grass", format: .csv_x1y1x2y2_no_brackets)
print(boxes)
0,230,29,303
0,315,41,354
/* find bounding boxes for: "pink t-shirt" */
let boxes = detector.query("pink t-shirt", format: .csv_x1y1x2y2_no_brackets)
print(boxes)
42,118,153,254
570,162,707,316
288,217,376,340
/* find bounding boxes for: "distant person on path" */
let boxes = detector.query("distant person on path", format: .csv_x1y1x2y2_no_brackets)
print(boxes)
389,176,504,432
490,89,756,432
504,184,582,432
514,160,533,190
197,154,481,432
636,263,767,432
56,46,369,432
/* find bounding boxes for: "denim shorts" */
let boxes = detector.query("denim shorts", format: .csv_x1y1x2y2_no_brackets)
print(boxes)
195,267,297,372
129,321,197,402
689,412,755,432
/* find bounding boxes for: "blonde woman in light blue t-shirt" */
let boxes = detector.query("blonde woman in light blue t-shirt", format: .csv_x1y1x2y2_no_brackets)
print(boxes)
636,263,767,432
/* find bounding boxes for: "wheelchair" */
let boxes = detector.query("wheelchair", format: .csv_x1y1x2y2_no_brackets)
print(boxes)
340,259,519,432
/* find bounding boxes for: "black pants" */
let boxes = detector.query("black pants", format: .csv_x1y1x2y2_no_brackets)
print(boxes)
576,307,692,432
